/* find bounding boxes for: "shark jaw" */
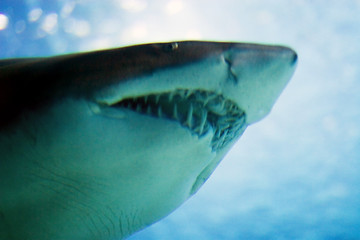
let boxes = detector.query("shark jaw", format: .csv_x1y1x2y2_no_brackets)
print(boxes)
102,89,247,151
0,41,297,240
95,88,248,199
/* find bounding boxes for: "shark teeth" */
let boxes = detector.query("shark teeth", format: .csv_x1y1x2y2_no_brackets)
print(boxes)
113,89,246,151
158,105,163,118
185,104,193,128
173,103,179,120
196,109,207,135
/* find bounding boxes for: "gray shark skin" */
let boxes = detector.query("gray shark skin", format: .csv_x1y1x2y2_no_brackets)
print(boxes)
0,41,297,240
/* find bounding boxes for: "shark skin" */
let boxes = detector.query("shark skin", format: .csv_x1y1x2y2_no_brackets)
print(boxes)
0,41,297,240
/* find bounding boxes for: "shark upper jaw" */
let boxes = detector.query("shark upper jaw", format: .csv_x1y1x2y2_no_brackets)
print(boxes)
94,89,247,153
91,41,297,153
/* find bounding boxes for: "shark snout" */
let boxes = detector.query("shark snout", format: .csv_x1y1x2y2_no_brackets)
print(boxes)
222,44,297,124
225,44,297,76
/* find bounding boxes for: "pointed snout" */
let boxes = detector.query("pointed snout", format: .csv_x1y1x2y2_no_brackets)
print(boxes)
223,44,297,124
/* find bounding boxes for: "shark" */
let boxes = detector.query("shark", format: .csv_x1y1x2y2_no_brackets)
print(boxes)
0,41,297,240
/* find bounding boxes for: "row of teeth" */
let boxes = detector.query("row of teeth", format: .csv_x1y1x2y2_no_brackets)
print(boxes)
114,89,247,151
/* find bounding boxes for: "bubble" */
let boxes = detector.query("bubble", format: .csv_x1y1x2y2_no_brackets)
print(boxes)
61,1,76,18
41,13,58,34
15,20,26,34
64,18,91,37
85,38,113,51
186,29,202,39
0,13,9,31
28,8,43,22
165,0,184,15
119,0,147,13
122,22,148,42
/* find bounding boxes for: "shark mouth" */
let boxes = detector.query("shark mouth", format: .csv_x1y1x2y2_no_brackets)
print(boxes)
112,89,247,151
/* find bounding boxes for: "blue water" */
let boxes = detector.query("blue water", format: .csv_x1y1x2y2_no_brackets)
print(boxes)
1,1,359,239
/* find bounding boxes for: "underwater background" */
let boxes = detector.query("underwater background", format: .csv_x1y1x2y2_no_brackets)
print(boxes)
1,0,360,239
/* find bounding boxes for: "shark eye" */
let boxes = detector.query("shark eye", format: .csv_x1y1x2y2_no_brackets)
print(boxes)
163,42,179,52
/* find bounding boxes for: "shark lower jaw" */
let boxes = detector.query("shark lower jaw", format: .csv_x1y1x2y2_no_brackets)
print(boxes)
109,89,247,152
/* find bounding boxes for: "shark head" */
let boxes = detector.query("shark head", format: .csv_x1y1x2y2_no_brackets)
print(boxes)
0,41,297,240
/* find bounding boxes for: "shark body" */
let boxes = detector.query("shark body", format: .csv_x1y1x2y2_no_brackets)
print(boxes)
0,41,297,240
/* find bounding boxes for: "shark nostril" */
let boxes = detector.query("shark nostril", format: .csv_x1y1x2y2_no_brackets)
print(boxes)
224,56,232,66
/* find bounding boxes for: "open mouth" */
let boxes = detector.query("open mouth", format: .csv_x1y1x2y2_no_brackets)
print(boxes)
112,89,247,151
